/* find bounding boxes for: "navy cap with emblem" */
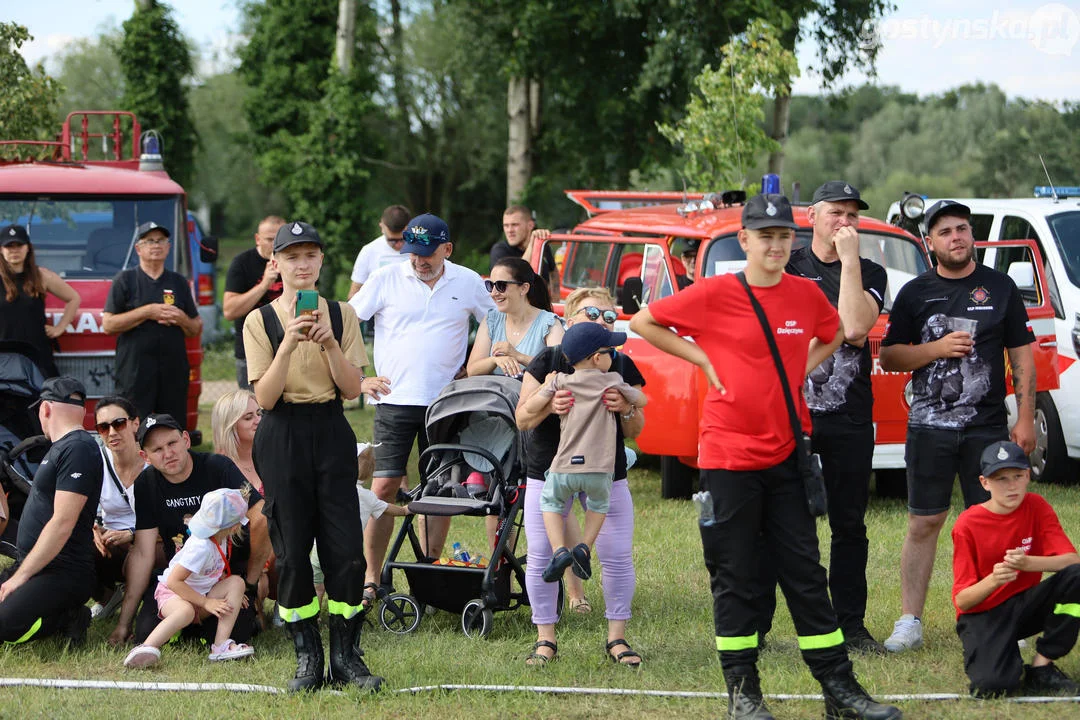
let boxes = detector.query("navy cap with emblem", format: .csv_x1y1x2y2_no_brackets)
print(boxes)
137,413,185,447
136,221,170,240
742,193,798,231
811,180,869,210
1,224,30,247
924,200,971,233
561,322,627,366
980,440,1030,477
400,213,450,257
273,221,324,253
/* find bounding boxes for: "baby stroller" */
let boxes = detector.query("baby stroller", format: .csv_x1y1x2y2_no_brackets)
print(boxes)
377,375,555,637
0,341,51,558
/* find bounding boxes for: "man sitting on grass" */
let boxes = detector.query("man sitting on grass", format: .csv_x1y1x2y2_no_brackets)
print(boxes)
952,440,1080,697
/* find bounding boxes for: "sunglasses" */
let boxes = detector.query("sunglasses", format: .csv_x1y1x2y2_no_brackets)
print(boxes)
577,306,618,324
484,279,525,293
95,417,133,434
594,347,616,359
402,229,442,247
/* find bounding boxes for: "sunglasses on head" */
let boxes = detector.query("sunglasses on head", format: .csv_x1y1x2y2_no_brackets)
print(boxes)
401,229,439,246
95,417,133,434
578,306,618,324
484,279,525,293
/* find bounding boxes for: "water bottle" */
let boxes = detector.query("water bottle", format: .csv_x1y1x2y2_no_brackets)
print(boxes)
692,490,716,527
452,542,471,563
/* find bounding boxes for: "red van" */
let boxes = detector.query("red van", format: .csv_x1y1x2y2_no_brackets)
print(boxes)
530,191,1060,498
0,112,205,442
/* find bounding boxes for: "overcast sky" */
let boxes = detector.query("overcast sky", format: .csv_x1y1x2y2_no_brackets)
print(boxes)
10,0,1080,103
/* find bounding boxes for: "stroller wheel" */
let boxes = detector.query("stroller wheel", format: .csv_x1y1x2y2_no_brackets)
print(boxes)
378,593,422,634
461,599,493,638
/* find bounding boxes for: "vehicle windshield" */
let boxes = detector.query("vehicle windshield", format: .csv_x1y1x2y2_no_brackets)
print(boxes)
701,230,929,312
0,196,184,279
1047,210,1080,288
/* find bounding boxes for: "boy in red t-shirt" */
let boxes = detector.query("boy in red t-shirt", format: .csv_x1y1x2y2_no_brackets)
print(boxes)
952,440,1080,697
631,194,901,720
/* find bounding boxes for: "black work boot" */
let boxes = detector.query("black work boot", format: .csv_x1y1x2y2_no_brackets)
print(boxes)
820,670,903,719
722,664,775,720
284,618,324,693
327,613,384,692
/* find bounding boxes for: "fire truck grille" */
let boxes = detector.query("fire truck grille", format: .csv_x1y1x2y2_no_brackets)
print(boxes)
55,354,117,398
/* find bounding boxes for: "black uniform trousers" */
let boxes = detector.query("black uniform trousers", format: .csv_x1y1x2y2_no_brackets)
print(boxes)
0,561,93,644
757,415,875,636
956,564,1080,696
700,452,850,679
253,400,366,620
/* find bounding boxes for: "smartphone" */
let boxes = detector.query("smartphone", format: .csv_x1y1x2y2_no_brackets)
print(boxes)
296,289,319,334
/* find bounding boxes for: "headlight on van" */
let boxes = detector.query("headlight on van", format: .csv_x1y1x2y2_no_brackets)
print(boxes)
901,194,925,220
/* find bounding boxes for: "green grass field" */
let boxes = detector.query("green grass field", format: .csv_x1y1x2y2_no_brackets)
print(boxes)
2,401,1078,719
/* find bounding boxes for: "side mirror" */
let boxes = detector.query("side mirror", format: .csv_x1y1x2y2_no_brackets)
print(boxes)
1006,260,1035,290
621,277,643,315
199,235,219,264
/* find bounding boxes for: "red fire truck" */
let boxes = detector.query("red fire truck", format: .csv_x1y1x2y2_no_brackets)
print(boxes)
0,112,209,442
530,190,1060,498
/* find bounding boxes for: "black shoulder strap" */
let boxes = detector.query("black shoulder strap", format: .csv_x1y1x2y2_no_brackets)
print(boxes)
328,299,344,345
101,448,132,509
259,304,285,357
735,272,805,444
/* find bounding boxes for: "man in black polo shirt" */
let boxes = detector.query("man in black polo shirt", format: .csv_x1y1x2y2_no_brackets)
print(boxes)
106,414,271,647
223,216,286,389
0,377,102,646
767,181,889,655
490,205,559,293
102,222,201,427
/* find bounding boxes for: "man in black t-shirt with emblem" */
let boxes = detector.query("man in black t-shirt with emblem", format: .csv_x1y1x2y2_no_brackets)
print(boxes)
106,414,271,647
223,216,286,388
490,205,559,293
762,181,888,656
0,377,101,646
880,200,1037,654
103,222,201,427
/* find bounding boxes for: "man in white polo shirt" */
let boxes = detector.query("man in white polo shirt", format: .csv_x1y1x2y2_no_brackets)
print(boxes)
346,205,411,300
349,213,493,596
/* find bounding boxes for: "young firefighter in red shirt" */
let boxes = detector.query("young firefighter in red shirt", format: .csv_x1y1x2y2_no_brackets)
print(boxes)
631,194,902,720
952,440,1080,697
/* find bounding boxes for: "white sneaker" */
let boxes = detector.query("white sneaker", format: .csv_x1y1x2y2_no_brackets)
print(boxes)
884,614,923,653
123,645,161,668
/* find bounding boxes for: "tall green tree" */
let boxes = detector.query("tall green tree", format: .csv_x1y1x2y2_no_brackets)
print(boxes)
117,1,198,189
0,23,62,159
53,29,125,121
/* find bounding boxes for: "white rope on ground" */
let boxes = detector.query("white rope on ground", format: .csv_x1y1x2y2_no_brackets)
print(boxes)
0,678,1077,703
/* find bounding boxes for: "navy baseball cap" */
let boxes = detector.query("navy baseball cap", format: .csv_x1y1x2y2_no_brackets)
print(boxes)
980,441,1030,477
812,180,869,210
562,322,626,366
30,376,86,409
273,221,324,253
924,200,971,233
137,413,184,447
1,224,30,246
136,221,170,240
400,214,450,257
742,194,798,231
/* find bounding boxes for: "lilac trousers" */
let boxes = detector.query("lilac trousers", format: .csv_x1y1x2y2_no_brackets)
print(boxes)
524,477,636,625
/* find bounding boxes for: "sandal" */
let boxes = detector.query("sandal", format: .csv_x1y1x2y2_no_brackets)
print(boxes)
525,640,558,667
606,638,642,668
542,547,573,583
571,543,592,580
569,596,592,614
208,639,255,662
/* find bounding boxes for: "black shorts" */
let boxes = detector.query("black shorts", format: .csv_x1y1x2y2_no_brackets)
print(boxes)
905,425,1009,515
373,404,428,478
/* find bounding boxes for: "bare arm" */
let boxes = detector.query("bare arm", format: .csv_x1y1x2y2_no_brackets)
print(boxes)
1006,343,1037,452
879,331,973,372
102,306,153,335
307,310,364,400
807,326,845,375
0,490,86,601
177,311,203,338
833,228,879,343
244,500,271,584
516,372,552,430
41,268,80,339
955,563,1017,611
346,282,363,300
165,564,209,607
109,528,157,645
466,318,499,376
628,308,724,391
223,265,277,321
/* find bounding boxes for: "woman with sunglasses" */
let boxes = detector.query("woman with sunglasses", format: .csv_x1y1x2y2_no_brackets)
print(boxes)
467,258,563,378
91,395,147,619
0,224,80,377
516,287,647,668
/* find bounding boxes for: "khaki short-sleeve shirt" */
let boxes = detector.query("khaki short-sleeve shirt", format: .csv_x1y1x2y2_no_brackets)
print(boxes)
243,296,367,404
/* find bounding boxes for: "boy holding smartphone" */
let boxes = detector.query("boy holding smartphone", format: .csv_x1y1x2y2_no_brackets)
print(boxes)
243,221,385,693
